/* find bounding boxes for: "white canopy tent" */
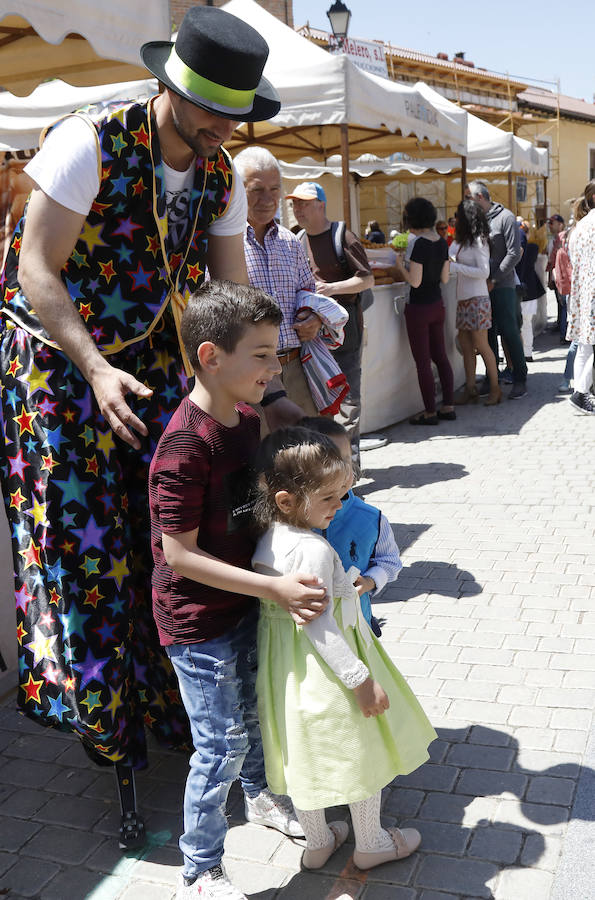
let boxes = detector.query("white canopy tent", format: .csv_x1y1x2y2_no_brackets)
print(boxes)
222,0,467,224
278,92,548,182
0,1,168,96
0,78,158,151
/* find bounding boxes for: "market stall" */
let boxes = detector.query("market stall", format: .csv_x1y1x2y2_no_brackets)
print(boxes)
222,0,467,226
360,278,464,432
0,1,168,95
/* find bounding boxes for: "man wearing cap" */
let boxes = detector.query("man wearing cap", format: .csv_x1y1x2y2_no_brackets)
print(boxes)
288,182,374,464
234,147,351,421
466,180,526,398
546,213,566,336
0,4,309,869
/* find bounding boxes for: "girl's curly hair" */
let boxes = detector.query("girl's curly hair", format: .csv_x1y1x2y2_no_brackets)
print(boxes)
454,198,490,247
252,426,349,532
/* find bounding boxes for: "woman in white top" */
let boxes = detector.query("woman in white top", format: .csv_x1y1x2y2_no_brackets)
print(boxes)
567,180,595,415
450,199,502,406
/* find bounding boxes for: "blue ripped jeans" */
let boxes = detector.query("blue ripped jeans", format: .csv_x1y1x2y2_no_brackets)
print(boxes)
166,610,266,877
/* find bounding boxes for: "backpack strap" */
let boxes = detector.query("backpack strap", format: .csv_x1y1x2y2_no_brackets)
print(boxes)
331,220,347,270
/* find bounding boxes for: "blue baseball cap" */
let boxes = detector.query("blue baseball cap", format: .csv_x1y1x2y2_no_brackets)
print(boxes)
285,182,326,202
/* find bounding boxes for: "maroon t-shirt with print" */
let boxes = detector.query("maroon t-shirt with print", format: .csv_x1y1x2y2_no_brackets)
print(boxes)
149,396,260,646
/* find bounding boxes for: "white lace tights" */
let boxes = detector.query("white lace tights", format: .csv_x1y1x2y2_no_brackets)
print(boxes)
294,791,394,853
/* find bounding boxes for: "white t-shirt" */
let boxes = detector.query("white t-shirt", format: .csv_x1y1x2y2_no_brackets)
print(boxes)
25,116,247,250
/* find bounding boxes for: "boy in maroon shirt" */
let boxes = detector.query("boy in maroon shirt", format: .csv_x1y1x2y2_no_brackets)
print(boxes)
149,281,327,900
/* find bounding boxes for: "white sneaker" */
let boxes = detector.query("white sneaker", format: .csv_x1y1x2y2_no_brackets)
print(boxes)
360,434,388,451
244,788,304,837
174,866,247,900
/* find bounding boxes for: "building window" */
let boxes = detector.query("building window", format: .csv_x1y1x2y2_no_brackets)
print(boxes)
536,180,545,206
516,177,527,203
590,148,595,181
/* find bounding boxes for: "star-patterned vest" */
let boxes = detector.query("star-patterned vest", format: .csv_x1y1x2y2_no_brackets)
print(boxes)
0,97,234,372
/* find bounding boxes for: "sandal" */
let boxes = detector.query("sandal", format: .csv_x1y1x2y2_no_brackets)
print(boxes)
302,821,349,870
409,413,438,425
454,385,479,405
437,409,456,420
353,826,421,870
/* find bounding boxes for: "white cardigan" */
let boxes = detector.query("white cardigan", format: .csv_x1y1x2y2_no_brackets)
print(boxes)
449,238,490,301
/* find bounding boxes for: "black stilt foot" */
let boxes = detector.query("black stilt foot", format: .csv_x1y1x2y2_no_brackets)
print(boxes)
115,763,146,852
119,810,146,851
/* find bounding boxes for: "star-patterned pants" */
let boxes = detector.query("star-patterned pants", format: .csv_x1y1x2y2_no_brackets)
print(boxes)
0,317,191,768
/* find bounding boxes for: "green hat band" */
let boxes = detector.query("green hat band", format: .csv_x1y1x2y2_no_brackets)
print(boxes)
164,46,256,115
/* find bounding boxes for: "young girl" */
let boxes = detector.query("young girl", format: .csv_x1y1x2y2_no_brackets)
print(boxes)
449,198,501,406
252,427,436,871
299,416,403,638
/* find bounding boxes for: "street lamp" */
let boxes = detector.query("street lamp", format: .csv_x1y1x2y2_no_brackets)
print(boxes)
326,0,351,50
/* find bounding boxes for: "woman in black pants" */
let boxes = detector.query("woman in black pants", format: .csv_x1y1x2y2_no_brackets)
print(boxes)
391,197,454,424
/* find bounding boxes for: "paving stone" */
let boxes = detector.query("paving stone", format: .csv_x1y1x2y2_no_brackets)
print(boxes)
1,758,62,789
42,867,124,900
415,854,498,898
549,708,593,730
129,845,181,885
448,701,512,726
493,865,554,899
383,788,426,818
224,822,285,862
404,818,470,855
455,769,528,799
510,727,554,750
495,799,569,835
418,892,462,900
118,881,175,900
362,885,417,899
439,681,499,702
22,823,104,865
513,749,580,778
1,733,66,763
0,787,47,819
466,726,512,748
0,855,61,898
445,744,515,772
418,792,497,827
398,764,459,793
35,794,111,830
273,870,360,899
45,767,100,796
0,816,41,852
520,833,563,870
0,849,17,878
468,826,523,863
525,776,576,806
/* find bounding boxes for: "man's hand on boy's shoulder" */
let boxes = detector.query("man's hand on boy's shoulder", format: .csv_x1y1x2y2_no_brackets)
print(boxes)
268,573,328,625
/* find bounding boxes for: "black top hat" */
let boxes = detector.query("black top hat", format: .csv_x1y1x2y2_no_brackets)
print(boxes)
141,6,280,122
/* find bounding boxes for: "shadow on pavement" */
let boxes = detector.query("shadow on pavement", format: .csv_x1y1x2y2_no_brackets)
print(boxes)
245,723,593,899
358,461,469,492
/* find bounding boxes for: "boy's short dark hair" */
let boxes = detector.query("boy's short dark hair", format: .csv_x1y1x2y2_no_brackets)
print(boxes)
181,280,282,371
298,416,348,440
404,197,437,230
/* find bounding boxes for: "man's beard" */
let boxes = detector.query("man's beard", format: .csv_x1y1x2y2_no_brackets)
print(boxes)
172,114,220,160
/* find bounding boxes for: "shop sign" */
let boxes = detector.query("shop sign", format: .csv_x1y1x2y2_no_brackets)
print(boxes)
329,34,389,79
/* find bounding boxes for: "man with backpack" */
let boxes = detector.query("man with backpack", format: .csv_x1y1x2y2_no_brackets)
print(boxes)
287,182,375,465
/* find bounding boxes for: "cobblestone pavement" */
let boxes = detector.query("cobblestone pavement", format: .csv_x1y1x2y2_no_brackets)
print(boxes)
1,323,594,900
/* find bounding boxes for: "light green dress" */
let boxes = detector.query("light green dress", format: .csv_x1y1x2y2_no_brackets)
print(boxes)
253,524,437,811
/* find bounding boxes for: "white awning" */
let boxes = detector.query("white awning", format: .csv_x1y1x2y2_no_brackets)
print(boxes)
0,1,169,96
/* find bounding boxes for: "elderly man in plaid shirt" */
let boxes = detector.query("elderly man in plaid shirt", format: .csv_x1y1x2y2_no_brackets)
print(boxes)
234,147,324,415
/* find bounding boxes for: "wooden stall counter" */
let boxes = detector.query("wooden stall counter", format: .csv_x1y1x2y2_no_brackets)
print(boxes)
360,277,464,433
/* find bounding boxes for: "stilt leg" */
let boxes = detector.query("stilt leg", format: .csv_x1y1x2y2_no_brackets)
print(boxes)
115,764,146,851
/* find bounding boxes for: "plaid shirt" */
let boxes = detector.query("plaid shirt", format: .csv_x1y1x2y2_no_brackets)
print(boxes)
244,221,315,352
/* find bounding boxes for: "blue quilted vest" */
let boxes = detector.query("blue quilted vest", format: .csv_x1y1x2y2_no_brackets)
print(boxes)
323,490,380,624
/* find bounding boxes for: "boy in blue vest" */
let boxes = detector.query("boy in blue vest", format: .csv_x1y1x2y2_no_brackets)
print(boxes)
300,417,402,637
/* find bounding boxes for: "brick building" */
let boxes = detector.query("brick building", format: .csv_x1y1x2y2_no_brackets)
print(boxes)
170,0,293,28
